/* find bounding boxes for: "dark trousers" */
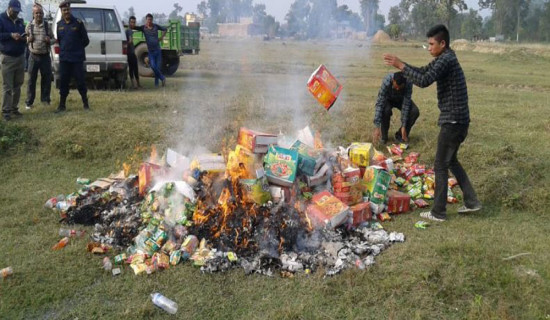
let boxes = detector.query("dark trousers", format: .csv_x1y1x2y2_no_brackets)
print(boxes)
128,53,139,80
380,101,420,141
59,61,87,100
26,53,52,106
431,123,480,219
148,49,164,86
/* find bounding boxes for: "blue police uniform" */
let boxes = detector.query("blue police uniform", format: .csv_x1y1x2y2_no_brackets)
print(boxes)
56,14,90,111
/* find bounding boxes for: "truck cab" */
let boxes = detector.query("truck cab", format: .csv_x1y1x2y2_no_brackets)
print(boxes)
51,2,128,89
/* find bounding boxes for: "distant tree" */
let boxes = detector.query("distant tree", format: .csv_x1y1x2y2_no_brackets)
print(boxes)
388,6,403,25
360,0,379,36
542,0,550,41
123,6,136,22
403,0,468,29
334,5,365,31
169,3,183,22
460,9,483,40
409,1,440,36
479,0,530,40
388,24,402,39
307,0,337,38
285,0,311,37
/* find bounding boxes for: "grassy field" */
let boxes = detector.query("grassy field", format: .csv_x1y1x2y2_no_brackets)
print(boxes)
1,38,549,319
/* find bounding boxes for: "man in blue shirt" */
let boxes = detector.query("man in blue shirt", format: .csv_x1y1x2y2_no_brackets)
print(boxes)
0,0,26,121
55,1,90,113
133,14,167,87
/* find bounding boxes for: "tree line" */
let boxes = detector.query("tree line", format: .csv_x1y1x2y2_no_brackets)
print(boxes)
119,0,548,42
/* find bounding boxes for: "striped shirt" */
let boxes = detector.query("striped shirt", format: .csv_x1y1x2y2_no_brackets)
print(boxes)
26,20,53,55
373,73,414,128
402,49,470,126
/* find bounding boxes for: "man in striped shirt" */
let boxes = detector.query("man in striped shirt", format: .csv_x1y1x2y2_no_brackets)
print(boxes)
383,24,481,222
25,3,53,109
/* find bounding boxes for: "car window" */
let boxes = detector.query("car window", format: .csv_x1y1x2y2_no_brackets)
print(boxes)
71,8,103,32
104,9,120,32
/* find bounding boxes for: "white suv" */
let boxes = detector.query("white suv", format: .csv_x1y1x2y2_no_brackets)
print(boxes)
51,2,128,88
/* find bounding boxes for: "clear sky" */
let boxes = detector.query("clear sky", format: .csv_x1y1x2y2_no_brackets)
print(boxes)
40,0,486,22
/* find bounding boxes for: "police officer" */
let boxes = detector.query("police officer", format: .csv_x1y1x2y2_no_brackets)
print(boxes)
55,0,90,113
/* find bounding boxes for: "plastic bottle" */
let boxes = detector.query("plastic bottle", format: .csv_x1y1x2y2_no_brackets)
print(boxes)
102,257,112,271
1,266,13,279
55,201,71,212
52,237,69,250
59,228,86,238
151,292,178,314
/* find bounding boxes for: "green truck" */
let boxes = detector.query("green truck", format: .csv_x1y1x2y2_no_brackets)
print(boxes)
132,20,200,77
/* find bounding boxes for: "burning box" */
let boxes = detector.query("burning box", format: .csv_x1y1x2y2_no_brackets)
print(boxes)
138,162,166,196
227,145,263,179
307,64,343,111
241,176,271,205
307,191,350,229
350,201,372,227
196,154,226,173
237,127,278,154
290,140,324,176
386,190,411,214
349,142,374,167
264,145,298,187
363,166,391,206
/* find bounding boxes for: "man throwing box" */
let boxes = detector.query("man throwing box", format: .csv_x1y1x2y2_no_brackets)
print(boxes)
55,0,90,113
383,24,481,221
25,3,54,109
372,71,420,145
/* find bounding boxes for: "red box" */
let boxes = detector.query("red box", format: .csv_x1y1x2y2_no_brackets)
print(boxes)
138,162,165,196
350,202,371,227
387,190,411,214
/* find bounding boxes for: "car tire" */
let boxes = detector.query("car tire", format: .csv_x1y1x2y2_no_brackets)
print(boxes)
163,56,180,76
135,43,154,78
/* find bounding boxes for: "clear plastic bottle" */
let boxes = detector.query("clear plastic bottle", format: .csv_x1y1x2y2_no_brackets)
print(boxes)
1,266,13,279
151,292,178,314
59,228,86,237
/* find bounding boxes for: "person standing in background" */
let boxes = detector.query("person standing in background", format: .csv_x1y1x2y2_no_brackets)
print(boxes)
126,16,141,89
132,14,166,87
0,0,26,121
25,3,54,110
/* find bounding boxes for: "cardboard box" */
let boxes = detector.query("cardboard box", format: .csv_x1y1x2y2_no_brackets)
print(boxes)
386,190,411,214
138,162,165,196
307,191,349,229
240,176,272,205
306,163,330,187
350,202,372,227
363,166,391,205
264,145,298,187
349,142,374,167
290,140,324,176
307,64,343,111
238,127,278,154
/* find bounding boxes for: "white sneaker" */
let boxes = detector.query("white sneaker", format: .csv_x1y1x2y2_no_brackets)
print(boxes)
457,205,482,214
420,211,446,222
25,105,33,110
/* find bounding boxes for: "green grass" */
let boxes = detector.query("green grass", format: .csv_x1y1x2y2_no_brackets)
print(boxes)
0,39,549,319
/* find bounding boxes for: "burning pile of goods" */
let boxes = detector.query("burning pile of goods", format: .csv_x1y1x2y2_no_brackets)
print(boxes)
45,125,463,277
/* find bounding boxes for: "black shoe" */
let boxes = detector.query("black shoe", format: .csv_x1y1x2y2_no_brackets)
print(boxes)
394,131,405,143
54,108,66,114
380,139,387,145
2,114,10,121
12,110,23,117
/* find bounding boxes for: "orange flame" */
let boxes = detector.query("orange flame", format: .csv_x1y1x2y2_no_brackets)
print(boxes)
150,145,158,164
122,162,131,177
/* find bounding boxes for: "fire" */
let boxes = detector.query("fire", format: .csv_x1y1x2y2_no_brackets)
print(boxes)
122,162,131,177
150,145,158,164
